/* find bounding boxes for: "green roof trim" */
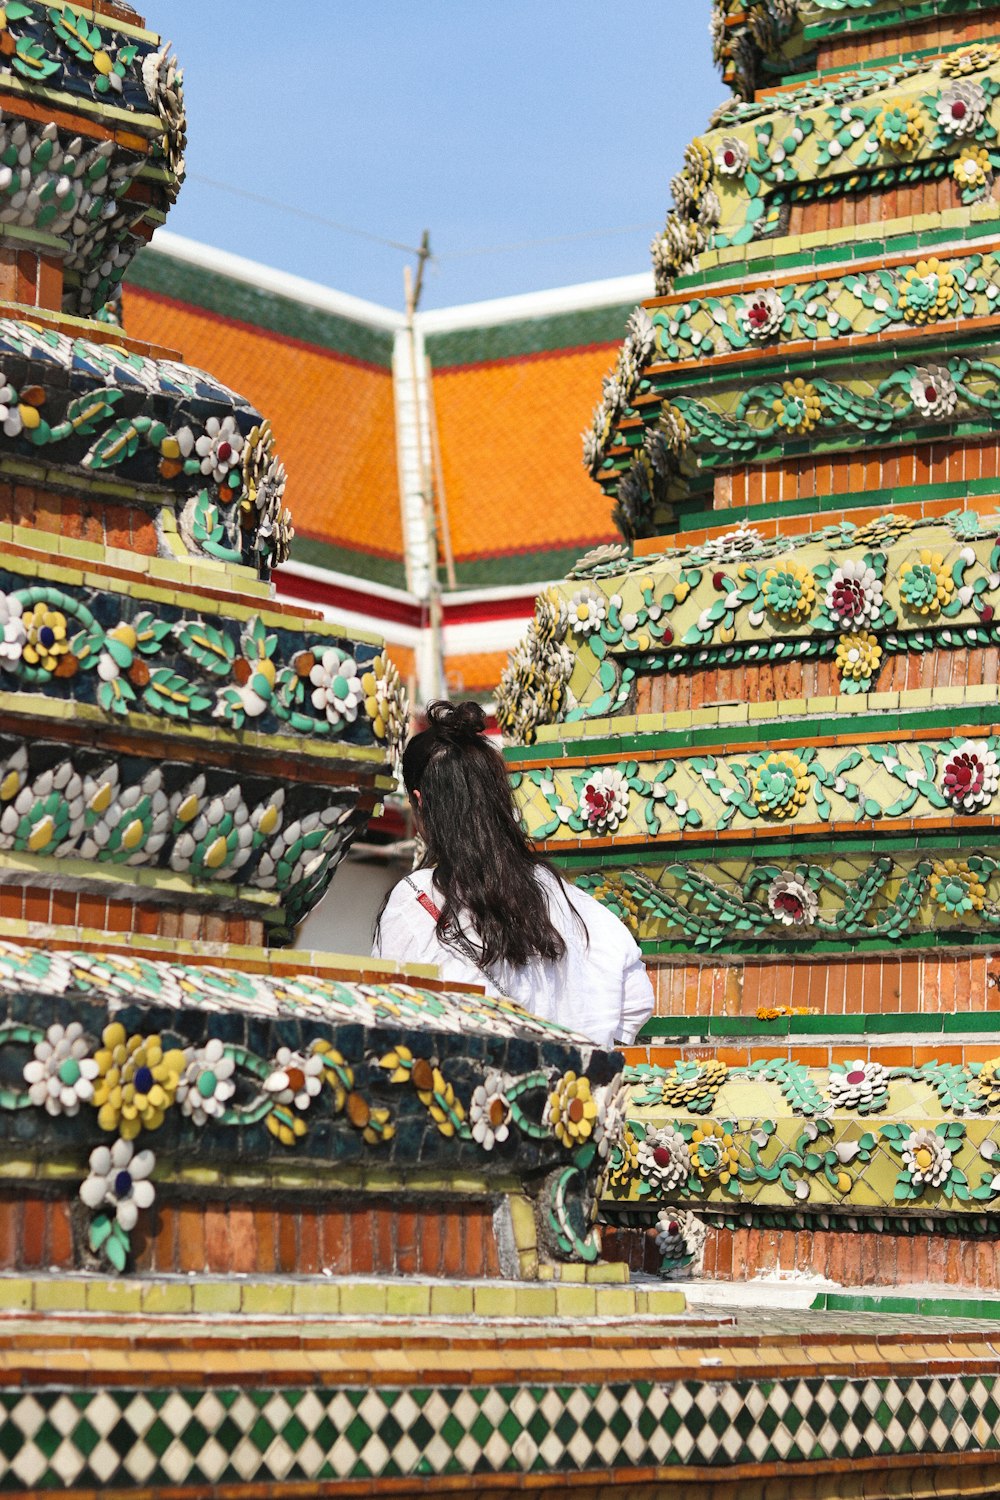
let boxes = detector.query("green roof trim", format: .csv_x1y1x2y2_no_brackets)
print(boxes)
426,302,637,369
126,248,396,369
290,536,407,591
452,543,611,590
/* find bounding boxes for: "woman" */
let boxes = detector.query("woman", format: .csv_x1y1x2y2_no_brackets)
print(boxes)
373,700,653,1048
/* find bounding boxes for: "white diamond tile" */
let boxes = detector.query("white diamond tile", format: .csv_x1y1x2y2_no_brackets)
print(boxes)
695,1424,719,1461
122,1394,158,1438
328,1435,359,1478
294,1391,326,1434
670,1425,695,1463
356,1391,389,1432
261,1394,292,1431
479,1389,507,1428
771,1425,795,1460
539,1389,564,1425
422,1433,454,1474
538,1431,565,1468
885,1416,907,1450
47,1397,80,1438
567,1427,595,1467
195,1436,230,1483
229,1436,264,1482
389,1391,421,1433
123,1440,157,1484
159,1393,194,1436
510,1431,538,1470
566,1388,591,1424
10,1444,47,1486
160,1438,194,1484
595,1426,621,1466
390,1434,421,1475
10,1397,45,1439
191,1392,225,1433
482,1430,511,1469
48,1438,87,1485
325,1393,356,1432
263,1435,296,1481
422,1391,453,1433
454,1433,482,1471
358,1434,390,1476
815,1383,838,1415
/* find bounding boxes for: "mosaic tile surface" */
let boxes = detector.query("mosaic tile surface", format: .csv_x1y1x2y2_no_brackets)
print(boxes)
2,1371,1000,1488
0,953,619,1270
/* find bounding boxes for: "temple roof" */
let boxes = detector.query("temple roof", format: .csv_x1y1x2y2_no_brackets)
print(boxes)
123,234,641,596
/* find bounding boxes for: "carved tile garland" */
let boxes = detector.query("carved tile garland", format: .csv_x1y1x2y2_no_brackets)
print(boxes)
572,850,1000,952
611,1056,1000,1217
514,733,1000,843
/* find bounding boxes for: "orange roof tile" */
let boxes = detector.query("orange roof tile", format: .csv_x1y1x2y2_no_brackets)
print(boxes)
431,347,619,563
122,286,403,567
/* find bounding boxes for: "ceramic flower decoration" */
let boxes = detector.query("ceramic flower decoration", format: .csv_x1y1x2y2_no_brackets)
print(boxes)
23,1022,98,1116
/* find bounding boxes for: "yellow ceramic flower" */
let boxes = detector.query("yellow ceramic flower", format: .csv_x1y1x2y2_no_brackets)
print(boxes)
422,1065,466,1137
21,605,68,673
760,560,816,623
929,859,986,916
771,377,823,434
92,1021,186,1139
750,751,811,819
265,1107,307,1146
658,1059,728,1108
361,652,406,750
898,550,954,616
876,98,924,153
607,1124,640,1193
941,43,1000,78
687,1123,740,1184
547,1071,598,1148
835,630,883,683
953,145,991,191
974,1057,1000,1108
898,258,956,323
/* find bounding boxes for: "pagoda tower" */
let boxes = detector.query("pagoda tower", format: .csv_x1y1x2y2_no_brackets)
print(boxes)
503,1,1000,1294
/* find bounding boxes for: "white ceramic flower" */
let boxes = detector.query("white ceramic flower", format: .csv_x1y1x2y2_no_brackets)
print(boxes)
195,415,245,483
176,1038,236,1125
581,768,630,834
936,81,987,137
23,1022,98,1116
309,649,364,727
655,1207,707,1271
568,587,607,636
739,288,784,340
700,526,766,562
909,365,958,418
0,373,21,438
824,558,883,628
714,135,750,175
827,1059,890,1110
79,1138,156,1232
0,592,25,667
594,1073,627,1160
636,1126,690,1190
468,1070,511,1149
940,739,999,812
901,1127,952,1189
766,872,819,927
263,1047,323,1110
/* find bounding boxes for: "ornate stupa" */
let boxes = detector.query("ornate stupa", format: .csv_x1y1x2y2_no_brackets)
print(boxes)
500,0,1000,1485
0,7,701,1496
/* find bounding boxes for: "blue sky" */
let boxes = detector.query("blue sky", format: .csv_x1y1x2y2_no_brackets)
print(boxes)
157,0,721,311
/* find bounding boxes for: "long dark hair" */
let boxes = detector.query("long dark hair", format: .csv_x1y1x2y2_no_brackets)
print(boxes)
378,700,577,969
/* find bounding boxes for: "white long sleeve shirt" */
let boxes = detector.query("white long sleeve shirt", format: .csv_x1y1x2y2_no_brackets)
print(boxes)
373,865,654,1049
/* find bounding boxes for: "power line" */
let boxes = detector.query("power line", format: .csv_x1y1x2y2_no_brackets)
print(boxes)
438,223,659,260
185,172,657,264
186,173,423,256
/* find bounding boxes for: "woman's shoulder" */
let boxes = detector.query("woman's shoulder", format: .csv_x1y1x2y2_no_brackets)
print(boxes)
538,866,641,955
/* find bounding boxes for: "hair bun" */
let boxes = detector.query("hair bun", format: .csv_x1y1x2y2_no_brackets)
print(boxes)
425,699,486,743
